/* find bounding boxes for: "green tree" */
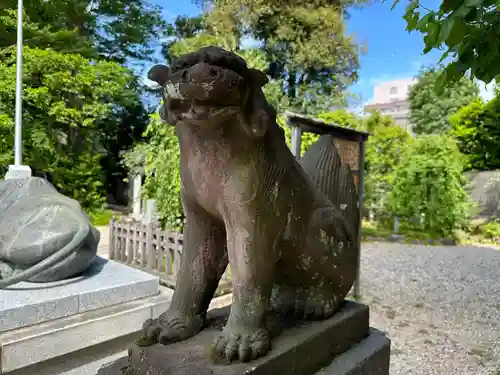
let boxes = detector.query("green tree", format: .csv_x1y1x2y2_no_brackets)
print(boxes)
388,135,471,237
0,47,133,211
362,109,395,132
392,0,500,86
166,1,363,114
450,96,500,171
362,112,410,219
317,109,361,130
0,0,166,63
0,1,164,207
211,0,363,113
124,112,184,230
408,68,479,134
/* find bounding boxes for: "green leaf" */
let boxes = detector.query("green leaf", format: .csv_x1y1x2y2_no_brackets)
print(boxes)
390,0,401,10
437,17,455,45
440,0,464,12
445,18,468,47
415,12,434,31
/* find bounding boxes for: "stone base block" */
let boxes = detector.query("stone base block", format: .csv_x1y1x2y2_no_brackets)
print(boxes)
0,257,169,373
316,328,390,375
96,301,389,375
4,165,32,180
0,257,159,333
0,289,173,373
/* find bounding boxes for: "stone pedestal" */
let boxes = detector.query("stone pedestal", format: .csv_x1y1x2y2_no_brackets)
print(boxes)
4,164,32,180
0,257,170,373
96,301,390,375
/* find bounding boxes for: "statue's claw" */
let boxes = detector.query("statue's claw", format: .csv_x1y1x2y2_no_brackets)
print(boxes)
211,326,270,363
139,311,204,346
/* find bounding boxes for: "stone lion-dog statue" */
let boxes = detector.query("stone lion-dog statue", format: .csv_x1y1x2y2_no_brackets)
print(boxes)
142,46,360,363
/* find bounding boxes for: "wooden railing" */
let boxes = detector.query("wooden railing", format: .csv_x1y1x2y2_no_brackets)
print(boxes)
108,219,231,295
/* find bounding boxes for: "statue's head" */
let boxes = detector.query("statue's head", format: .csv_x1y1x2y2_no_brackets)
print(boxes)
147,46,274,138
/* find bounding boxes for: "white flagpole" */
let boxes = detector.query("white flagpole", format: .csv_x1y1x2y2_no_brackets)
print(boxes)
14,0,23,166
5,0,31,180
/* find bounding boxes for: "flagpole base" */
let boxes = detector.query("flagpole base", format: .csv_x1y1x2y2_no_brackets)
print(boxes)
4,165,32,180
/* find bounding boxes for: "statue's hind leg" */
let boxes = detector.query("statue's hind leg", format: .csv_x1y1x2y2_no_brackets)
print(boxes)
272,207,357,321
142,195,228,345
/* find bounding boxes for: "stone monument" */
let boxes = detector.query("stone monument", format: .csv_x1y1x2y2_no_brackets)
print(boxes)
0,177,169,374
97,46,390,375
0,176,99,288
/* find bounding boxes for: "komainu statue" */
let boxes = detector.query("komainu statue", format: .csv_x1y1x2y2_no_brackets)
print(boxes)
142,46,360,363
0,177,99,288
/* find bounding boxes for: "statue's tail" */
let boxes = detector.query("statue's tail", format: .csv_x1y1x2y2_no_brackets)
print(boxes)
299,135,360,243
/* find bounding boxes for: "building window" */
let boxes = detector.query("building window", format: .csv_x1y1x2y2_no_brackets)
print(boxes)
390,86,398,95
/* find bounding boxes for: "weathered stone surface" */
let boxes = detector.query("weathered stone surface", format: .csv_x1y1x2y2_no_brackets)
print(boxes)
467,170,500,218
0,257,159,332
0,177,99,288
0,290,171,373
141,45,362,363
97,301,371,375
316,329,390,375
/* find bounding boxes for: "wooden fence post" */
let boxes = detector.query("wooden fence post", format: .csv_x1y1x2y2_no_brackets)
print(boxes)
108,218,116,260
146,222,155,271
126,222,133,264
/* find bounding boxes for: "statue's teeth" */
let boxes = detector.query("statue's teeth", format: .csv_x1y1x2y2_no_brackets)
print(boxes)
165,83,184,100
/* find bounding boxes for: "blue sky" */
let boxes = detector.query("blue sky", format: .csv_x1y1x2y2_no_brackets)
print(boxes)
152,1,496,106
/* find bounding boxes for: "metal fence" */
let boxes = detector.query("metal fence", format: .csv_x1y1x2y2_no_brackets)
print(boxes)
108,219,231,294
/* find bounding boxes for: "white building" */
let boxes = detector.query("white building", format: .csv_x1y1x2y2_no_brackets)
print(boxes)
363,78,416,133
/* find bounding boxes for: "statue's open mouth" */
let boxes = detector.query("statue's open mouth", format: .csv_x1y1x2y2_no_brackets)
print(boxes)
164,68,243,122
167,96,240,122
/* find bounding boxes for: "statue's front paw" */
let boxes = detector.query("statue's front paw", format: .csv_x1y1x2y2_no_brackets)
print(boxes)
211,326,270,362
139,310,204,346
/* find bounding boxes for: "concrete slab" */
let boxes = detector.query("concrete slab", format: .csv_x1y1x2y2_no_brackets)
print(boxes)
0,257,159,333
0,288,173,373
3,290,233,375
97,301,371,375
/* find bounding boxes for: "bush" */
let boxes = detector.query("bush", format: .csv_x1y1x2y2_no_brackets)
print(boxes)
363,111,411,220
0,47,134,213
89,209,116,226
139,113,183,230
388,135,472,237
450,97,500,171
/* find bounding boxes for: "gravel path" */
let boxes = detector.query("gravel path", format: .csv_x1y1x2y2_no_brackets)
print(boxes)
359,242,500,375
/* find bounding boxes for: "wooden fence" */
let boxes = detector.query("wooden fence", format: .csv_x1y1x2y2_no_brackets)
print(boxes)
108,219,231,294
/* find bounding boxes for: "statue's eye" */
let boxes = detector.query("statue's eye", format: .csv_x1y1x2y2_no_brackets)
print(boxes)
168,99,182,110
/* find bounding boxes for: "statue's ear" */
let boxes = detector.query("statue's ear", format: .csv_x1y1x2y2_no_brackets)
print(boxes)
248,68,269,87
147,64,170,86
240,85,271,138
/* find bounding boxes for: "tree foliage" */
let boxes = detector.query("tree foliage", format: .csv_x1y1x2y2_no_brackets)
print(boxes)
408,68,479,134
450,96,500,171
125,112,184,230
0,0,166,63
388,135,471,236
162,1,363,114
0,47,134,210
0,0,165,210
362,111,411,219
392,0,500,86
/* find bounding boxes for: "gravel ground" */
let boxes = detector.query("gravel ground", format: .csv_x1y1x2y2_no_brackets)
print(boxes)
358,242,500,375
